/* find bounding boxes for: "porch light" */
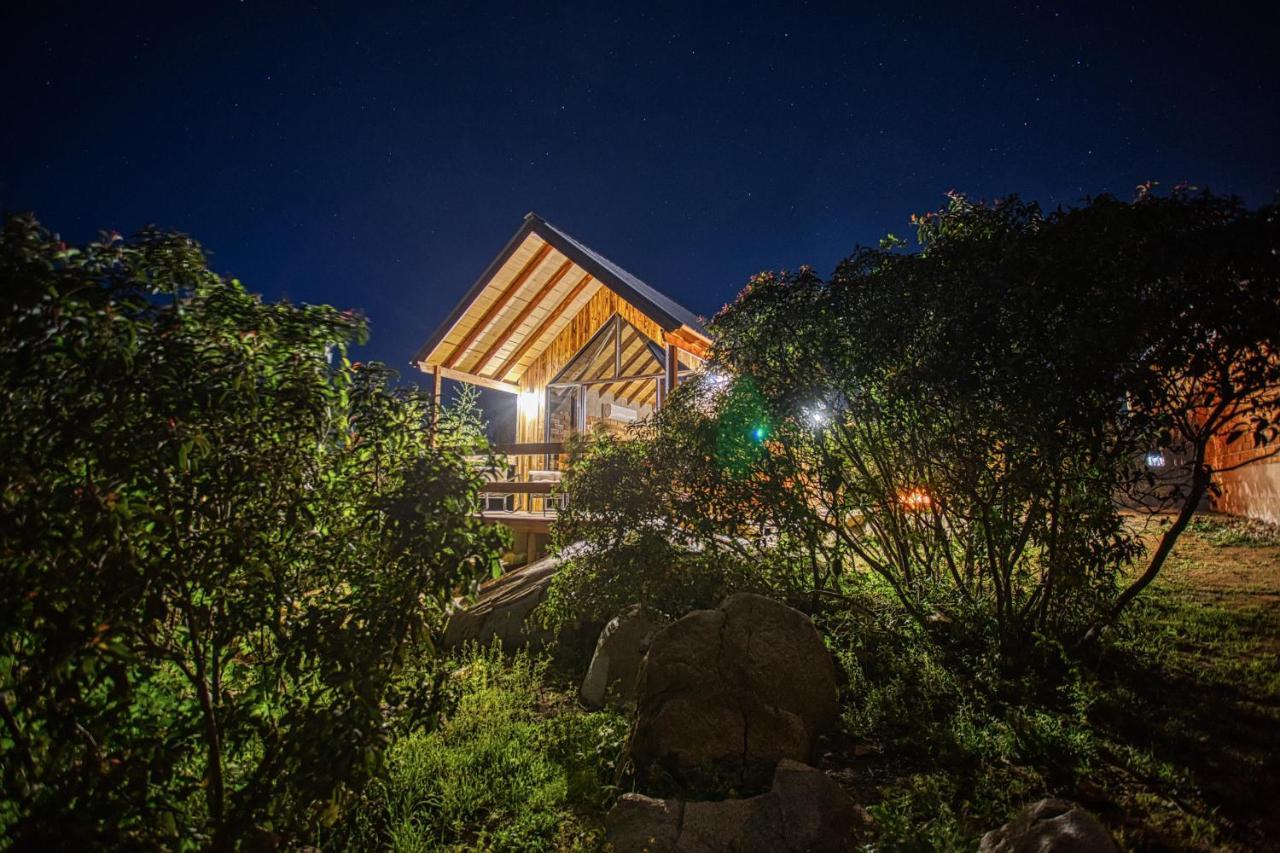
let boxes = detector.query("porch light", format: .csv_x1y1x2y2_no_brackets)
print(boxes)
899,488,932,511
518,390,540,411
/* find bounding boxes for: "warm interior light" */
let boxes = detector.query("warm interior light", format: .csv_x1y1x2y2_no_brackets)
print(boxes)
899,488,932,511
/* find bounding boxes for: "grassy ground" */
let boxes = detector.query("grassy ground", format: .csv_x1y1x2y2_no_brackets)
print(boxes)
333,649,628,852
833,512,1280,851
339,513,1279,851
1096,513,1280,848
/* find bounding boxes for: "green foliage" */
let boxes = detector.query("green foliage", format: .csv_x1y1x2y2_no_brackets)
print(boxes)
543,424,810,633
707,189,1280,644
829,519,1280,850
338,647,627,852
0,215,507,846
548,193,1280,647
437,381,490,454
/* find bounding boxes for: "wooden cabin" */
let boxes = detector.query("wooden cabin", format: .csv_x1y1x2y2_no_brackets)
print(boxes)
414,213,712,558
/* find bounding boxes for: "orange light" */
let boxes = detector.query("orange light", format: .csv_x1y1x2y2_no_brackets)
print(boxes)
899,488,932,511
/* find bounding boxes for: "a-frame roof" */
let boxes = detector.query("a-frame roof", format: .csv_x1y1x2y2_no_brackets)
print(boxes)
414,213,710,393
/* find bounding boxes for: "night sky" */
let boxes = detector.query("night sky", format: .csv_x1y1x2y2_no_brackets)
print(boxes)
4,1,1277,433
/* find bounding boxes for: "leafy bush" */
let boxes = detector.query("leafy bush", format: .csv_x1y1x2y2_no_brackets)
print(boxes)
338,647,628,852
0,216,507,846
702,189,1280,646
437,381,490,454
824,528,1279,851
542,427,811,633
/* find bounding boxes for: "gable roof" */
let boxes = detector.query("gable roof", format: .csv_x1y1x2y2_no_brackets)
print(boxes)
413,213,710,392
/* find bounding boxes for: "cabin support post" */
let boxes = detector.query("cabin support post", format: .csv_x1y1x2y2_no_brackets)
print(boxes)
430,364,443,446
661,342,679,409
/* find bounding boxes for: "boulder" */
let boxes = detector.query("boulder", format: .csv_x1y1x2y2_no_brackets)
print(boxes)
580,607,661,708
442,555,559,649
772,758,866,848
606,759,863,852
980,798,1117,853
607,794,682,852
630,593,839,792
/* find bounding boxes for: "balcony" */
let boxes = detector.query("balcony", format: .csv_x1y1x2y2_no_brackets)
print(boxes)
472,441,568,532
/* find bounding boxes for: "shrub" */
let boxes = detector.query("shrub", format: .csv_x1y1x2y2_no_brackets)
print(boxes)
706,189,1280,646
339,647,628,852
542,428,811,633
0,216,507,846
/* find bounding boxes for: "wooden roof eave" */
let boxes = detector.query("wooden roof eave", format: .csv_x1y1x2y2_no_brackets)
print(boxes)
422,365,520,395
414,212,711,387
413,216,543,367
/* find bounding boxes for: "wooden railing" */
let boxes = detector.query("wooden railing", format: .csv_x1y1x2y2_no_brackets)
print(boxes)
491,442,566,456
477,442,568,514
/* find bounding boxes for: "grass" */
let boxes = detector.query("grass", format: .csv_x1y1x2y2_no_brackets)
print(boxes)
335,648,628,852
829,512,1280,851
339,513,1279,851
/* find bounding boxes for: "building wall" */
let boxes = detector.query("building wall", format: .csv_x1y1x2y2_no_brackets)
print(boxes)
514,287,665,447
1205,434,1280,525
512,288,666,491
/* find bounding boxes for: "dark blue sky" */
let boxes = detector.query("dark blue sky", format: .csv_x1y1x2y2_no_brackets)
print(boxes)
4,1,1278,387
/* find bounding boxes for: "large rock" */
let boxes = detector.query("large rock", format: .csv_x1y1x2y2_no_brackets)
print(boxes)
980,798,1117,853
606,759,863,852
442,555,559,649
580,607,661,708
630,593,838,792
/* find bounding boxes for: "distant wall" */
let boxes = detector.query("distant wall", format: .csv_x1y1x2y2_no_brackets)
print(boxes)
1206,433,1280,525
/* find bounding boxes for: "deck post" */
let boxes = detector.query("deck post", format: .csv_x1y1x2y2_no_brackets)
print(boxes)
430,364,443,446
662,343,679,408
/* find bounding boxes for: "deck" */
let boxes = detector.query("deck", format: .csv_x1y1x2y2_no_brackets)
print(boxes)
472,442,566,559
476,510,555,534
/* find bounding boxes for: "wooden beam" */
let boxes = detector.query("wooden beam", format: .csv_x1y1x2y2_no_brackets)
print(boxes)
443,242,554,369
665,327,711,360
629,378,659,408
614,343,662,403
417,362,519,394
551,370,665,389
617,337,669,404
660,343,679,410
488,272,594,380
467,258,575,376
478,481,554,494
491,442,566,456
430,364,443,447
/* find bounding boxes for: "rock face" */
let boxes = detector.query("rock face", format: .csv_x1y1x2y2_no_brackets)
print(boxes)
979,798,1118,853
442,555,559,649
606,759,864,852
580,608,661,708
630,593,839,791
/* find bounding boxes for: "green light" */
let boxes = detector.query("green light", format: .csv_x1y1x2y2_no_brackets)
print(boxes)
752,425,766,442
